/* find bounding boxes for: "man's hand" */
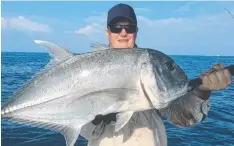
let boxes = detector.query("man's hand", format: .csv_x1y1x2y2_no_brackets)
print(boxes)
199,64,232,91
92,113,117,125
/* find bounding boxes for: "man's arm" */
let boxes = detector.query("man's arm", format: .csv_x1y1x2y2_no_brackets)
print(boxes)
159,87,211,127
159,64,232,127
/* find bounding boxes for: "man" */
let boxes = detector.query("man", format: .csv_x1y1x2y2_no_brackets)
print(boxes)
80,3,232,146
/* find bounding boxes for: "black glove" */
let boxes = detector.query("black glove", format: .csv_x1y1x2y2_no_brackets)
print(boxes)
92,113,117,125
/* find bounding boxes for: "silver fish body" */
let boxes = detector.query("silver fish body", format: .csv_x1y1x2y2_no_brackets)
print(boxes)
1,41,189,146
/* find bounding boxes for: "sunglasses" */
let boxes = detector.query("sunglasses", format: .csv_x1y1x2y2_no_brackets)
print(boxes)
109,24,137,34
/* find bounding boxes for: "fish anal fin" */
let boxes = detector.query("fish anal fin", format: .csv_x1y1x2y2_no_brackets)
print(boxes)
60,126,81,146
8,117,81,146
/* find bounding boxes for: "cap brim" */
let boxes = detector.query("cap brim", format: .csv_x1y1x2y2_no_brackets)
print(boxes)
108,16,136,26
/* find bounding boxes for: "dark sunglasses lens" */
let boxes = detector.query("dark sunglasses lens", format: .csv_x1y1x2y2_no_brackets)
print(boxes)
110,25,137,33
109,27,122,33
125,26,137,33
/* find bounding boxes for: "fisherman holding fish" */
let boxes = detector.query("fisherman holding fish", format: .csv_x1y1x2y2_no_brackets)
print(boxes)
80,3,232,146
1,3,233,146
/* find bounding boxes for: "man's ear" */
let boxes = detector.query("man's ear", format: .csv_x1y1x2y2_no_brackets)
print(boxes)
105,28,110,37
135,27,138,38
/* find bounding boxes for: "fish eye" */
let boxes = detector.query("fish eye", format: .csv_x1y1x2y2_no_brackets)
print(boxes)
166,61,175,71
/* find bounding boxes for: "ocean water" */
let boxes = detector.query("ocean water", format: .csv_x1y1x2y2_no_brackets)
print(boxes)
1,52,234,146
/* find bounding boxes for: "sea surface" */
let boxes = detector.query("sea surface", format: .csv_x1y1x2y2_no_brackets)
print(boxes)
1,52,234,146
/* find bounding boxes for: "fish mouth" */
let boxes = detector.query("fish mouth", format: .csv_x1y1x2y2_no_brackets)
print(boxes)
172,82,189,98
155,74,189,100
160,81,190,103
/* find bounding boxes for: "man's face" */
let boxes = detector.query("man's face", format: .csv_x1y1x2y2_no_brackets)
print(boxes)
106,20,137,49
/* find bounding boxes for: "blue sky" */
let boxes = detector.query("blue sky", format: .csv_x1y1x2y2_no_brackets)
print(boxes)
1,1,234,56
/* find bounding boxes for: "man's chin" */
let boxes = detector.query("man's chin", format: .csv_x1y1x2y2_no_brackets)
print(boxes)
116,43,131,48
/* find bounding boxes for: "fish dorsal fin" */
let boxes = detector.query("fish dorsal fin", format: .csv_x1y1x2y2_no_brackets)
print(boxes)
90,42,110,51
34,40,73,64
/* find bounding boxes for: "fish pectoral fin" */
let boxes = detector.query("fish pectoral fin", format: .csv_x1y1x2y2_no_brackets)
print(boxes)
34,40,73,64
60,126,81,146
115,111,134,132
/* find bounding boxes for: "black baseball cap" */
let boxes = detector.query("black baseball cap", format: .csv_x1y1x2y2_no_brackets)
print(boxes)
107,3,137,26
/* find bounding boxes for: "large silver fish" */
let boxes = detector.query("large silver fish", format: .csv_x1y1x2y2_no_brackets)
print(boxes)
1,40,189,146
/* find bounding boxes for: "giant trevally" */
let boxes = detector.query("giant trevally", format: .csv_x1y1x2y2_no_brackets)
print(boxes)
1,40,197,146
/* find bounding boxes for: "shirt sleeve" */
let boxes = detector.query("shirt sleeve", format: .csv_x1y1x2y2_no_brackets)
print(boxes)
159,88,211,127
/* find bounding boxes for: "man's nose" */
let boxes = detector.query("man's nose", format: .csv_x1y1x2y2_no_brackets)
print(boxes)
120,29,127,36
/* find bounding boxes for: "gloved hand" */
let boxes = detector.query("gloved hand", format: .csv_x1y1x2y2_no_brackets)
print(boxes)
199,64,232,91
92,113,117,125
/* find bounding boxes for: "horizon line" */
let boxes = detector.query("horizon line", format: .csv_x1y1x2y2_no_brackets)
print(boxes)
1,51,234,57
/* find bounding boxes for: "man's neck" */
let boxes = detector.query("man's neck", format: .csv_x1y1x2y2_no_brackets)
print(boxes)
109,44,138,49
